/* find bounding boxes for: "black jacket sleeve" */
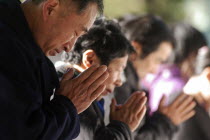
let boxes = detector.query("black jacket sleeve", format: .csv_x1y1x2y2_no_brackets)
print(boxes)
135,112,178,140
0,39,80,140
94,120,132,140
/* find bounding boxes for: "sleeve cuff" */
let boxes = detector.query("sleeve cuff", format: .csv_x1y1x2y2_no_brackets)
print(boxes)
52,94,78,115
109,120,132,138
153,111,178,132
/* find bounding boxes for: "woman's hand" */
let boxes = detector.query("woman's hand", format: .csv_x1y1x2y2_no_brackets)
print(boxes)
158,94,196,125
110,91,147,132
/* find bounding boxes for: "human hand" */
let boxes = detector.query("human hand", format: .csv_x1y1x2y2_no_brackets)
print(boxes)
184,67,210,111
56,65,109,114
110,92,147,132
158,94,196,125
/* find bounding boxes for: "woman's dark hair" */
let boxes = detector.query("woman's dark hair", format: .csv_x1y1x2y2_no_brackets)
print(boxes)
62,18,134,65
170,23,208,64
121,14,174,59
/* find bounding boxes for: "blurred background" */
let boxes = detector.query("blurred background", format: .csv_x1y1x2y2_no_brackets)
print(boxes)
103,0,210,44
20,0,210,44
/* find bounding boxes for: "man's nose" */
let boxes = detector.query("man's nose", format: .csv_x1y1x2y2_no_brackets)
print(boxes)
65,37,78,52
115,79,123,87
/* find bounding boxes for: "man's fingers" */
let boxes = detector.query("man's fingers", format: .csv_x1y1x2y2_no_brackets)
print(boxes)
76,64,100,82
177,96,194,111
181,110,196,123
74,69,108,97
89,85,106,100
87,71,109,95
81,65,108,87
171,94,187,108
75,85,105,114
159,95,167,108
180,101,196,117
61,68,74,82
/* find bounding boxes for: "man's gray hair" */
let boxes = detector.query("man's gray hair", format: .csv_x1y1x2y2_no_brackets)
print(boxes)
32,0,103,15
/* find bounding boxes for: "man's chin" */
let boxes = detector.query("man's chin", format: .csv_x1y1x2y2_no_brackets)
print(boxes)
48,50,57,56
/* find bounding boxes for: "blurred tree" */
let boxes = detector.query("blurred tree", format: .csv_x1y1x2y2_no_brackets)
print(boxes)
104,0,146,18
104,0,186,23
184,0,210,45
145,0,185,23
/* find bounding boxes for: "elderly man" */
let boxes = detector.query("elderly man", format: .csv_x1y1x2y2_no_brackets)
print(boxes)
0,0,108,139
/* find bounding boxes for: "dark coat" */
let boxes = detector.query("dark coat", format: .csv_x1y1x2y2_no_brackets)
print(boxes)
173,104,210,140
76,101,132,140
0,1,79,139
115,62,177,140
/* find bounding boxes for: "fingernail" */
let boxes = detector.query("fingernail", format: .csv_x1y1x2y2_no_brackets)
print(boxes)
141,92,146,96
144,96,147,100
99,65,107,72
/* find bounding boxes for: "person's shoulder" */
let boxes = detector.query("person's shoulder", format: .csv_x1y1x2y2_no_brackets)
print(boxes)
0,24,34,78
0,31,23,59
0,23,22,56
0,20,31,55
0,20,17,39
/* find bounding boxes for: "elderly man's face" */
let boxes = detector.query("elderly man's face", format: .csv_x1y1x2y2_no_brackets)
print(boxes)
41,2,98,56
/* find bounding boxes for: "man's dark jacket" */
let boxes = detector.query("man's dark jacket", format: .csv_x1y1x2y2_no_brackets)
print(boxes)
115,62,177,140
0,1,79,139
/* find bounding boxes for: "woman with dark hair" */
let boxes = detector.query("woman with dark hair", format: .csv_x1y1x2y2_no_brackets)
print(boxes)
175,46,210,140
114,15,196,140
147,23,208,113
57,18,147,140
116,15,175,103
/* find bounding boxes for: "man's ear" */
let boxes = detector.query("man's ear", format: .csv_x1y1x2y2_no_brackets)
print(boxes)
129,41,143,61
82,50,100,69
42,0,60,21
204,67,210,81
207,73,210,82
131,41,142,55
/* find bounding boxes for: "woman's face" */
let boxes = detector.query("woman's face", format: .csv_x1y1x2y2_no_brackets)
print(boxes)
98,55,128,100
134,41,173,79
